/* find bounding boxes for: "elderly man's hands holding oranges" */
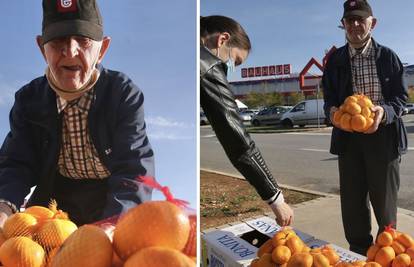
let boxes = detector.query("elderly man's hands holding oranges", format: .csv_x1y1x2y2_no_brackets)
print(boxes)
330,94,384,134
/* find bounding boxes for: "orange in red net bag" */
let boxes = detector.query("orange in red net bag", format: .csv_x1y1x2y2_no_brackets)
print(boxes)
110,176,196,265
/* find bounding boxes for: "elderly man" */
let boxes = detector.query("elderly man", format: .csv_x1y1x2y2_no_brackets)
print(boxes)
0,0,154,225
323,0,407,255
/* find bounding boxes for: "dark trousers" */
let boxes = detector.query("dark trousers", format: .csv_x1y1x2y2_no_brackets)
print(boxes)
338,126,400,255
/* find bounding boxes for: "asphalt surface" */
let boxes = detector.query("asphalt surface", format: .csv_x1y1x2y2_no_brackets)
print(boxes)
200,115,414,211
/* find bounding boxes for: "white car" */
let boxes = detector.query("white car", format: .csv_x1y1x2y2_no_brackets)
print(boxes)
405,103,414,114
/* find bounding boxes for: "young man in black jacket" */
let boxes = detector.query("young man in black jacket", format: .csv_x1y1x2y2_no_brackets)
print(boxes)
323,0,407,255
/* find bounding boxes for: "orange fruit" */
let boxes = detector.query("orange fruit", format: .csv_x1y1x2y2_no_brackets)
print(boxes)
183,214,197,257
0,236,45,267
321,246,340,265
51,225,112,267
124,246,195,267
392,253,411,267
333,110,343,125
345,102,362,115
312,253,330,267
45,247,59,267
280,227,296,236
112,251,124,267
365,262,383,267
353,260,367,267
351,114,367,132
35,218,78,248
358,96,374,108
257,253,276,267
250,258,260,267
272,231,294,247
391,240,406,255
286,235,304,255
375,246,395,267
397,234,414,249
345,96,358,105
24,206,55,221
287,252,313,267
363,117,374,131
361,107,372,118
406,246,414,259
340,113,353,131
0,228,7,247
337,261,355,267
3,212,38,238
272,245,291,264
302,246,311,253
258,239,273,257
113,201,190,260
367,244,382,260
378,232,394,247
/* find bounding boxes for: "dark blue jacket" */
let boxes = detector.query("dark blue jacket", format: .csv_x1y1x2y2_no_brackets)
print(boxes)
0,65,155,224
322,39,408,155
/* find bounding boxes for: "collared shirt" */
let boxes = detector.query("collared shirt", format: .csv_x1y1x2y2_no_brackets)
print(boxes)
349,38,384,105
56,89,111,179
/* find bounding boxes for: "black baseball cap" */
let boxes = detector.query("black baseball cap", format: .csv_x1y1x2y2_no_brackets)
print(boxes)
41,0,103,45
342,0,373,19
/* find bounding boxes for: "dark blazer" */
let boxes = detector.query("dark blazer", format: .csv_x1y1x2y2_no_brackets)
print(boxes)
0,65,155,224
322,39,408,155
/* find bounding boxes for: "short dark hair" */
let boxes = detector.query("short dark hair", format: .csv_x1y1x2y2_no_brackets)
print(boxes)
200,15,251,52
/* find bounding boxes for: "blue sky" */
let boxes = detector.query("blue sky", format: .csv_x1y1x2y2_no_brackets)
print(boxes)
201,0,414,82
0,1,196,207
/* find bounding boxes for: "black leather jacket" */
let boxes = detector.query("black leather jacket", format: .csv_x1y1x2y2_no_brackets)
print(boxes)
200,46,281,203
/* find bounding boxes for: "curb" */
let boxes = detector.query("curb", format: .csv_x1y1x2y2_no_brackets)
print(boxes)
200,168,414,218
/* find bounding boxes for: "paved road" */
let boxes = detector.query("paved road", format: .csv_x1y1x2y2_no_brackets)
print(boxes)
200,115,414,211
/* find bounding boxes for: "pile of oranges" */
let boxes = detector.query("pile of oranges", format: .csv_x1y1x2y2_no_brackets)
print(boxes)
365,229,414,267
250,228,414,267
250,227,341,267
0,200,78,267
333,94,375,132
0,200,196,267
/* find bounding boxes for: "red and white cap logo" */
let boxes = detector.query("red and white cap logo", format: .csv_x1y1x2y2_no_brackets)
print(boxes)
57,0,77,13
350,1,356,7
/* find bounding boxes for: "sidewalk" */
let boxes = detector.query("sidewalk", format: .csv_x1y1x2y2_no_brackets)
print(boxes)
202,168,414,249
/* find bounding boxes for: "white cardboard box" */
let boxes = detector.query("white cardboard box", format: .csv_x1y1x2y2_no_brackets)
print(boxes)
202,216,365,267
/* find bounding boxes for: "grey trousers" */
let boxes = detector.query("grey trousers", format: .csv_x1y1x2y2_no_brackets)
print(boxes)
338,126,400,256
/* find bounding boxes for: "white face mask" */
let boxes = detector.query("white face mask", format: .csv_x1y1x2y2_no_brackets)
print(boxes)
217,45,236,75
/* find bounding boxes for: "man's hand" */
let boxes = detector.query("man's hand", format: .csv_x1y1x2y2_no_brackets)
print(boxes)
270,202,294,226
364,105,385,134
329,106,340,127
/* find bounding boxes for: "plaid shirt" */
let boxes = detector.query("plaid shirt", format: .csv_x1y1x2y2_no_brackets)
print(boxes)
57,89,111,179
349,38,384,105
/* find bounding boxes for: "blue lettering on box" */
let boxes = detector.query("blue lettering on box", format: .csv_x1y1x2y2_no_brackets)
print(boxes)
251,220,279,235
216,234,255,258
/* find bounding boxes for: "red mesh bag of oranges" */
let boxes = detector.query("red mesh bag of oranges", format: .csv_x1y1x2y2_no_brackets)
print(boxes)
333,94,375,132
0,177,196,267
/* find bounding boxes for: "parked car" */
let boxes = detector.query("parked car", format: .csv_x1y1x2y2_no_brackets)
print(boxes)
405,103,414,114
239,110,256,123
280,99,327,128
200,111,209,125
251,106,290,126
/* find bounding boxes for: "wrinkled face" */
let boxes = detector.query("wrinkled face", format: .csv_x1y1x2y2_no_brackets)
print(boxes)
342,16,376,45
37,35,110,90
